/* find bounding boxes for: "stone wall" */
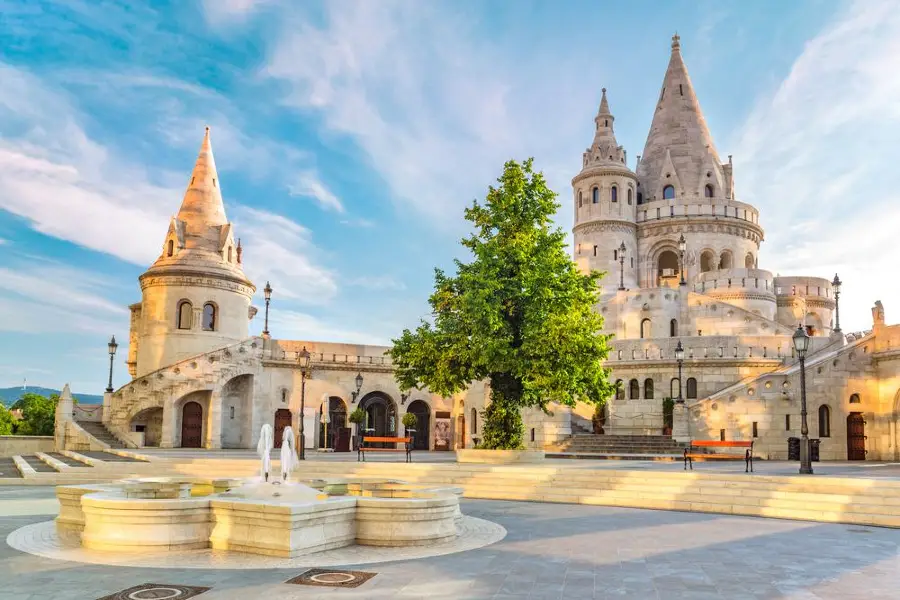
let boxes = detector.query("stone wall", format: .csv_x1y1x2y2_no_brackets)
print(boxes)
0,436,54,458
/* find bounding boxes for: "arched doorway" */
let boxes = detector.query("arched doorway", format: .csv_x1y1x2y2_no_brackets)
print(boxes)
181,401,203,448
273,408,292,449
657,250,679,286
221,374,253,449
457,413,466,449
359,393,397,447
847,413,866,460
318,397,347,451
406,400,430,451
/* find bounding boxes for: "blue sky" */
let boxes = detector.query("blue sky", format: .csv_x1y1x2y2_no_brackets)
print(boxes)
0,0,898,393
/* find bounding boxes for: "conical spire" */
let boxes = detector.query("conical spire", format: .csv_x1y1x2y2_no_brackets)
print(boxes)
175,127,228,250
583,87,629,169
636,35,724,201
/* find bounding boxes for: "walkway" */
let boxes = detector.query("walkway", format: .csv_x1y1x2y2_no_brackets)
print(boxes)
1,486,898,599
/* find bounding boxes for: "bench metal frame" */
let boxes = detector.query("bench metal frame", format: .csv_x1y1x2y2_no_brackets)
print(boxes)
358,436,412,463
684,440,754,473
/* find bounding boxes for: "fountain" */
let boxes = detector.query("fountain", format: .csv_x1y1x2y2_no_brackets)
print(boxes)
51,425,467,558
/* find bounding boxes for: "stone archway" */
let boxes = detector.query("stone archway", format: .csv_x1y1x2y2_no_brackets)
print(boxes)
221,374,253,449
359,392,398,447
406,400,431,451
657,250,679,286
318,396,348,451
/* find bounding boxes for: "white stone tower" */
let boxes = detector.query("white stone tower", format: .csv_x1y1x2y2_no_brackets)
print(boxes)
572,88,638,291
127,128,256,378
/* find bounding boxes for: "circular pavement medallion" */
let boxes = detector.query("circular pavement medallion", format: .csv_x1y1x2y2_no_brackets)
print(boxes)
6,516,506,570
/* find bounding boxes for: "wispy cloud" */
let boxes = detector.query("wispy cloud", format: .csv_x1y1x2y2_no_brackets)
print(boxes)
266,309,388,346
289,171,345,213
348,275,406,292
735,0,900,331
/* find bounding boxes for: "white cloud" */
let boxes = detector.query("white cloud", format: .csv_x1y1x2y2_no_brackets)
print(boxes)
289,171,345,213
734,0,900,332
202,0,271,25
265,309,388,346
232,206,338,304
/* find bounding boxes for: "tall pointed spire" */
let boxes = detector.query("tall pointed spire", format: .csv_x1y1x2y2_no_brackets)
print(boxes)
636,35,725,201
583,87,629,169
176,127,228,250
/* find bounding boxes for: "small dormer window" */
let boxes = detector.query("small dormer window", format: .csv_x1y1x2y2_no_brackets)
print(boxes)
167,239,174,257
604,119,608,127
705,184,714,198
679,84,683,96
663,185,675,199
227,246,233,262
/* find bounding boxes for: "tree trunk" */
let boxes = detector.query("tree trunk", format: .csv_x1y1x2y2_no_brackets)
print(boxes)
481,374,525,449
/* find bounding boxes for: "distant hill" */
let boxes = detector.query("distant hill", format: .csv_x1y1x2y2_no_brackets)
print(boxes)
0,387,104,407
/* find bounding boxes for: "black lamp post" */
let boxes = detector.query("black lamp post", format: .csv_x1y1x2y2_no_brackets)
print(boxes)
678,234,687,286
618,242,626,291
832,274,842,333
297,346,311,460
106,335,118,393
351,372,364,403
792,325,813,475
262,281,272,337
401,390,410,406
674,340,685,404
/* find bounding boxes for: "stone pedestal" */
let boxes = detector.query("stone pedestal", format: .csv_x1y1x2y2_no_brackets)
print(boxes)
672,403,690,443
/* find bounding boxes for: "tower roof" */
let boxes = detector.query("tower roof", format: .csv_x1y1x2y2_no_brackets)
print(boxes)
636,35,724,200
580,87,631,173
176,127,228,248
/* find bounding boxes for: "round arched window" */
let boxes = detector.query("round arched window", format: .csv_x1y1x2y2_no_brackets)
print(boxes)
663,185,675,199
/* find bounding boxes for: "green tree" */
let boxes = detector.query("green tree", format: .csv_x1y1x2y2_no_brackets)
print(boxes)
389,159,616,449
0,405,15,436
11,392,57,436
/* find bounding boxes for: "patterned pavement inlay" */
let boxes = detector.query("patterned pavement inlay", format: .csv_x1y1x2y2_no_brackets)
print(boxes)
286,568,377,588
96,583,210,600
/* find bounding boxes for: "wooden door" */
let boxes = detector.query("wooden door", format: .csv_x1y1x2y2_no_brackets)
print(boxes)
181,401,203,448
457,414,466,449
274,409,292,449
847,413,866,460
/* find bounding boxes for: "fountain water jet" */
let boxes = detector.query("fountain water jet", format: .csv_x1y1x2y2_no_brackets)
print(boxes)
257,424,273,482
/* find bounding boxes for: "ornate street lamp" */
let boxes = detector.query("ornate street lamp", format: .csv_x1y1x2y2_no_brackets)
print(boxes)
792,325,813,475
678,234,687,286
401,389,411,406
297,346,312,460
106,335,118,393
832,274,842,333
674,340,685,404
351,372,364,403
262,281,272,337
618,242,626,291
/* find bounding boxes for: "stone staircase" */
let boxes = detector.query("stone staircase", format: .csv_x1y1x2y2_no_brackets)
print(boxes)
547,434,688,458
76,421,126,449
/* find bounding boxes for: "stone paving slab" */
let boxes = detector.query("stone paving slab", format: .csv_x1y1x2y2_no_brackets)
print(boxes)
18,455,56,473
0,458,22,478
2,487,900,599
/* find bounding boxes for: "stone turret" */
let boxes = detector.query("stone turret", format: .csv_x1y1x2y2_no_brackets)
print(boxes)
129,128,256,378
636,34,728,203
572,88,638,291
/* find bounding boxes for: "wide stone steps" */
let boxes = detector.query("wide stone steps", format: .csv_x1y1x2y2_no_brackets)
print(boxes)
549,434,689,456
75,421,126,448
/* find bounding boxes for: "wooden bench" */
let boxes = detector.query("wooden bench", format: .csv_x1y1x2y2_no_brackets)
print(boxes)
684,440,754,472
358,436,412,462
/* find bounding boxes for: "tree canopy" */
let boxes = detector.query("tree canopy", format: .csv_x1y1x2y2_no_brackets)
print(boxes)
10,392,58,436
389,159,615,449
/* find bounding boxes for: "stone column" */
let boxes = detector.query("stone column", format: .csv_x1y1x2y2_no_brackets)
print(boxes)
102,391,112,425
672,402,691,443
206,390,223,449
159,399,177,448
54,384,75,451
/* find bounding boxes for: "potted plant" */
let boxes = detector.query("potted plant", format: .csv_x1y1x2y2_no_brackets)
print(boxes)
349,407,366,451
402,412,418,445
662,397,674,436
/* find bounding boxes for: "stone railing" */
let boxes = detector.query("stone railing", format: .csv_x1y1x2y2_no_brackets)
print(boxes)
694,268,775,294
275,350,394,367
636,197,760,225
607,335,831,363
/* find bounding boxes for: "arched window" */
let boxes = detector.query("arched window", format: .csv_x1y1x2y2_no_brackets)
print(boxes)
818,405,831,437
719,250,733,270
615,380,624,400
629,379,640,400
663,185,675,199
611,186,618,203
176,300,193,330
644,378,654,400
700,250,716,273
627,188,633,205
578,191,583,207
704,184,714,198
671,378,681,398
167,239,174,257
640,318,651,339
686,378,698,399
592,187,599,204
227,246,233,263
471,407,477,434
202,303,216,331
849,393,860,404
745,253,754,269
637,192,643,205
670,319,678,337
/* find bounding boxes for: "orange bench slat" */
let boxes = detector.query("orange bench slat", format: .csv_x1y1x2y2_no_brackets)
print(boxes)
363,437,411,443
690,440,752,448
684,454,750,459
361,448,407,452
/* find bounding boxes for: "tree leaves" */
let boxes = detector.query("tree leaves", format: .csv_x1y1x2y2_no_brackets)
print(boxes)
389,159,616,448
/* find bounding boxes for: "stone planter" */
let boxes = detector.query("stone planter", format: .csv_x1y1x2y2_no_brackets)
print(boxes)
455,449,545,464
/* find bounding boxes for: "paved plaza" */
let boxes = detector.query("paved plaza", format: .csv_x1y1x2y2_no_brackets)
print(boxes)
2,485,900,600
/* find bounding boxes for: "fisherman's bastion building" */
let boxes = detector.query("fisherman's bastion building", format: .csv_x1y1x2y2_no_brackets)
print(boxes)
56,36,900,461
